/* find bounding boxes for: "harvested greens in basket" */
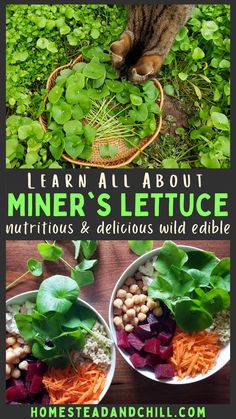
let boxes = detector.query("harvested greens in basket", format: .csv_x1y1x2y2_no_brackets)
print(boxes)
44,47,161,161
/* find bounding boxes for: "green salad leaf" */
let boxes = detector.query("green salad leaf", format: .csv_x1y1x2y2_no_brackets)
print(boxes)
36,275,80,314
128,240,154,256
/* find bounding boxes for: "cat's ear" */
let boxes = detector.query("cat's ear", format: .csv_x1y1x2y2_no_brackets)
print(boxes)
110,31,133,69
128,54,163,83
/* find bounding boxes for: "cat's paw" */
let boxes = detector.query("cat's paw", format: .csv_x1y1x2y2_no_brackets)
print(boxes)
128,54,163,83
110,32,133,69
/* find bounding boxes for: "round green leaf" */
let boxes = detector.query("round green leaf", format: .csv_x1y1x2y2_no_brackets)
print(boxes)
83,62,106,80
105,79,123,93
48,86,63,104
27,258,43,277
175,300,212,332
192,47,205,60
64,135,84,159
211,112,230,131
52,102,72,125
130,94,143,106
36,275,80,314
66,82,84,104
37,243,63,261
63,120,83,135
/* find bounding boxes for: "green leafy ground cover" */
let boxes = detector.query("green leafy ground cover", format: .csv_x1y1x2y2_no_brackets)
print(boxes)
6,4,230,168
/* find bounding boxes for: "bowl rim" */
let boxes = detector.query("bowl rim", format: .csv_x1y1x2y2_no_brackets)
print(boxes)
6,290,116,403
108,244,230,385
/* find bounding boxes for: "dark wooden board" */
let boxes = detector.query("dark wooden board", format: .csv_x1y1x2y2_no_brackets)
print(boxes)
6,240,230,404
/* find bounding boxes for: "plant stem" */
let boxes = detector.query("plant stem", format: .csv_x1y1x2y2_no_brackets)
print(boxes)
67,350,78,373
6,270,30,290
59,257,74,271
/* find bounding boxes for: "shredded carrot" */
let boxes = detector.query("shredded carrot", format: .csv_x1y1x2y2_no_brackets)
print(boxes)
170,329,220,380
42,363,107,404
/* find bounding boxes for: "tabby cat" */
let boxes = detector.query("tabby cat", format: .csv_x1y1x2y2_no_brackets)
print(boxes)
110,5,194,83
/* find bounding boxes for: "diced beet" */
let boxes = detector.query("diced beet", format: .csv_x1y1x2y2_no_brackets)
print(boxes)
159,345,173,360
155,363,175,379
116,329,130,349
36,361,48,375
128,333,145,351
6,385,28,403
160,318,176,334
124,345,136,355
146,353,164,367
130,353,147,369
158,331,173,345
8,379,25,388
143,338,160,355
134,324,153,340
29,375,43,394
149,321,160,333
26,361,47,382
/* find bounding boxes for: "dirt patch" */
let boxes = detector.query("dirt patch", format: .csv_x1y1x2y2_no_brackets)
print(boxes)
160,94,188,135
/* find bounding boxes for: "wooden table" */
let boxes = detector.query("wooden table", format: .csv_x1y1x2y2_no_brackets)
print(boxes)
6,240,230,404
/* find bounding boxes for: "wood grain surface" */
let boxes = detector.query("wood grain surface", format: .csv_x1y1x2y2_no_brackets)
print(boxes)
6,240,230,404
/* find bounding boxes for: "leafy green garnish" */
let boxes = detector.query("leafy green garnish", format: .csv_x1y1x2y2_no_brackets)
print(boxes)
148,241,230,332
128,240,153,256
14,274,102,368
36,275,80,314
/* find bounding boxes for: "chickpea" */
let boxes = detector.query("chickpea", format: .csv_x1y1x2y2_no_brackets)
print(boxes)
113,316,123,328
124,298,134,309
11,368,21,379
22,344,31,354
130,317,139,326
122,305,127,313
12,342,20,349
138,312,147,322
113,298,123,309
6,364,11,377
127,309,136,319
123,314,129,323
126,293,133,299
114,307,123,316
6,336,16,347
116,289,127,300
140,305,149,314
135,271,143,280
142,285,148,293
13,358,20,365
153,307,163,317
125,277,136,286
18,360,28,371
6,350,16,364
17,337,25,344
125,324,134,333
14,347,24,358
140,294,147,304
135,288,141,295
146,298,156,310
133,295,141,305
129,284,139,294
136,306,141,314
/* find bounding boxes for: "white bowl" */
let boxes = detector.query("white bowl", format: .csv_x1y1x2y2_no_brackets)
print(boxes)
109,245,230,384
6,290,116,403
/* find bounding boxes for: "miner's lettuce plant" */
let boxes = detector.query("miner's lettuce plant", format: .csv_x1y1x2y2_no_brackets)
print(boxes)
148,241,230,332
6,4,230,168
44,51,160,161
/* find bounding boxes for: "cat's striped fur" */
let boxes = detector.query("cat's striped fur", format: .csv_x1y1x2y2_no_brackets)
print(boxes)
110,5,194,83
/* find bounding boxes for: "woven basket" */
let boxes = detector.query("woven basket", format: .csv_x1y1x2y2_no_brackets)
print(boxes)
39,55,164,168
